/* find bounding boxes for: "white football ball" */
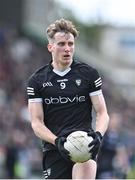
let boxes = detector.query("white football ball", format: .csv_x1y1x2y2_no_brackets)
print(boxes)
64,131,93,163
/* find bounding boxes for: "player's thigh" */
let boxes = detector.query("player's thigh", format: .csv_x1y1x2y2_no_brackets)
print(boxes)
72,159,97,179
43,150,73,179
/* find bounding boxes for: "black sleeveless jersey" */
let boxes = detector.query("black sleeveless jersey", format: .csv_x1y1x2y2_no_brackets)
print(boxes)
27,60,102,149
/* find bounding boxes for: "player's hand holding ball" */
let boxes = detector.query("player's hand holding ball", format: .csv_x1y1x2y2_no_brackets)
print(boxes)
63,131,94,163
55,136,71,161
87,131,103,159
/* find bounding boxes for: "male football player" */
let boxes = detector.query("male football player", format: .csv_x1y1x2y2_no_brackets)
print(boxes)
27,18,109,179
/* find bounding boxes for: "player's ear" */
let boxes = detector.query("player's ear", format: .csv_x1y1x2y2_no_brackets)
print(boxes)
47,43,53,52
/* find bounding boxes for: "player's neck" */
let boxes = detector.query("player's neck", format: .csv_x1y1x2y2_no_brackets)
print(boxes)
52,61,72,72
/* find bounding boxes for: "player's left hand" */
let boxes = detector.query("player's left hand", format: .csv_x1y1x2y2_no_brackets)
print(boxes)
87,131,103,159
55,137,71,162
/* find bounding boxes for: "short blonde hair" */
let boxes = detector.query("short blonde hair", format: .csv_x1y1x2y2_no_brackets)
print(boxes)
46,18,79,41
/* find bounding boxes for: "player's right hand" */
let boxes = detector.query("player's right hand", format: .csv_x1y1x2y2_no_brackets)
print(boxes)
55,137,71,162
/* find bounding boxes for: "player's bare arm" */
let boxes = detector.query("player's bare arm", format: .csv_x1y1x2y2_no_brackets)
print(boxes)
28,102,57,145
90,93,109,136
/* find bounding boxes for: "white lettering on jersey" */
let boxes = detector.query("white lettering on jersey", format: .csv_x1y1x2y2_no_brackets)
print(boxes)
57,79,68,82
44,95,86,104
43,82,53,87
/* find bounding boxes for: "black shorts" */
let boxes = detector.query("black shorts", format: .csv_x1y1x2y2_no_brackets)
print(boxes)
42,150,74,179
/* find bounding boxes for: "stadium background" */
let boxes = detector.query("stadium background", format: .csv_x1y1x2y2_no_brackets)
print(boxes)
0,0,135,178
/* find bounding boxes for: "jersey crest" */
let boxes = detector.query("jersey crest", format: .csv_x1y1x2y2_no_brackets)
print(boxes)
75,79,81,86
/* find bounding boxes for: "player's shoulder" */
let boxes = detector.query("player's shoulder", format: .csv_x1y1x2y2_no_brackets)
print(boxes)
28,63,50,82
73,60,98,74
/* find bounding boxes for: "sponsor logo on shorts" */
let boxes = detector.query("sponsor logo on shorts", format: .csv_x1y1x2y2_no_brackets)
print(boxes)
43,168,51,178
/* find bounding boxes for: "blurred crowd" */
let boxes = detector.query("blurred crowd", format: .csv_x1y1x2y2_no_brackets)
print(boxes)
0,24,135,179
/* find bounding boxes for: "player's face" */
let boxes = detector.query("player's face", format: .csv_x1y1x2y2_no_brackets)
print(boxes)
48,32,75,66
